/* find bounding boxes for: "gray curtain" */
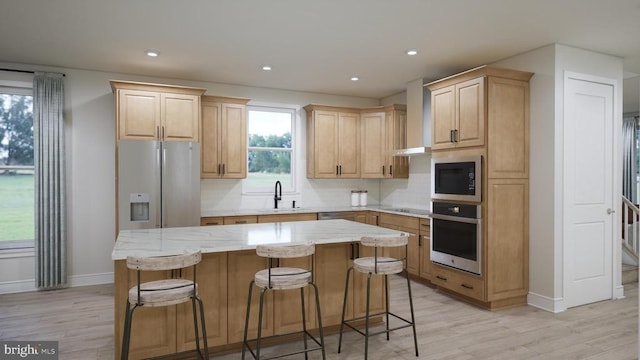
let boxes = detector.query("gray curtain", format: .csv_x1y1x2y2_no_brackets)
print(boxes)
622,115,638,203
33,72,66,289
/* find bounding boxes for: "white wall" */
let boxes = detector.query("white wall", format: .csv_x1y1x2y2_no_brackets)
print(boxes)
0,61,394,293
492,44,624,312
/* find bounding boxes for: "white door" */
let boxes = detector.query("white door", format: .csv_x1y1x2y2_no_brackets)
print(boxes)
563,72,614,308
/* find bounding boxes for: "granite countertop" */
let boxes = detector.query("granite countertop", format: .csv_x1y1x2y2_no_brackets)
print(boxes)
200,205,431,219
112,219,406,260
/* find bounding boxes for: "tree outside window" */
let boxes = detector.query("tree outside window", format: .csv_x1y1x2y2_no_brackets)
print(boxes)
245,107,294,193
0,88,34,244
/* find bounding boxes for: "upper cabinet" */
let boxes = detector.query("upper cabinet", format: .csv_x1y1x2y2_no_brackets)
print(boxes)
430,77,485,150
305,105,360,179
427,66,533,158
110,80,206,142
360,105,408,179
201,96,250,179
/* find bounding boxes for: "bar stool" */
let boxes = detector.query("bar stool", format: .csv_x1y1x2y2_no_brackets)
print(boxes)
121,251,209,360
338,235,418,359
242,243,326,360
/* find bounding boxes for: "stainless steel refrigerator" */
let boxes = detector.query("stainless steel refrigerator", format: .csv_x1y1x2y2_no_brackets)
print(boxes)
118,140,200,231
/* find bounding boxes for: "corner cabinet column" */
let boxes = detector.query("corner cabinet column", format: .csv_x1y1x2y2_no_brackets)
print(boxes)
200,96,250,179
426,65,533,310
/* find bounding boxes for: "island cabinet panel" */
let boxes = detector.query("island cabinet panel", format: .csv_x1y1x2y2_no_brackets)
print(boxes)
223,215,257,225
273,257,315,334
314,243,353,326
176,252,228,350
114,261,177,360
227,250,273,344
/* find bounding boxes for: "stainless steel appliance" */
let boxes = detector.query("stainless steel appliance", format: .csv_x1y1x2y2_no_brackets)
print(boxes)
118,140,200,230
430,201,482,275
431,155,481,203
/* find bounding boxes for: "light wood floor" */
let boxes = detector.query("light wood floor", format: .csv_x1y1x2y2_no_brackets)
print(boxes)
0,278,637,360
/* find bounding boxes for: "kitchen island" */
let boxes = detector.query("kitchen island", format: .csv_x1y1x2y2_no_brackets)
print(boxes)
113,219,405,359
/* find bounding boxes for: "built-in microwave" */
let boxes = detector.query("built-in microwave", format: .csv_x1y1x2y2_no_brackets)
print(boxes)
431,155,482,203
430,201,482,275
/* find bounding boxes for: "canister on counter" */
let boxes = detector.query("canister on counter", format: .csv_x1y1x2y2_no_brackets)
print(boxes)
351,190,360,207
359,190,368,207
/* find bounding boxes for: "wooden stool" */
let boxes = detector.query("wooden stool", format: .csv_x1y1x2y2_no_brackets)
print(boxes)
121,251,209,360
242,243,326,360
338,235,418,359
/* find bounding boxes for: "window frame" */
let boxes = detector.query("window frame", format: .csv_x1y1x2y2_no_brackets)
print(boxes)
0,83,35,252
243,104,297,195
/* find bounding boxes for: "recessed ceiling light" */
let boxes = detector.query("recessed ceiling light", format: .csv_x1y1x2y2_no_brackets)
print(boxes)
145,50,159,57
406,49,418,56
262,65,272,71
350,76,359,81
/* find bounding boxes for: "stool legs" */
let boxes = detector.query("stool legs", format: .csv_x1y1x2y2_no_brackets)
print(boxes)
192,296,210,360
311,282,326,360
300,288,309,360
242,280,255,360
405,269,419,357
121,301,138,360
338,270,419,359
337,267,354,354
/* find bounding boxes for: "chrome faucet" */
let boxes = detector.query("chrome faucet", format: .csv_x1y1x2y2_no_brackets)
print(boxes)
274,180,282,209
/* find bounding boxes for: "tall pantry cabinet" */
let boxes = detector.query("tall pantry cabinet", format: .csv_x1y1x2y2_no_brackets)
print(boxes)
427,66,533,309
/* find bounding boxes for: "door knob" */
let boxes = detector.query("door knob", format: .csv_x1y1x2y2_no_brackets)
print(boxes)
607,208,615,215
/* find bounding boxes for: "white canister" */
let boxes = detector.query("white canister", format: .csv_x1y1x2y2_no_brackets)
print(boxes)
351,190,360,207
359,190,368,207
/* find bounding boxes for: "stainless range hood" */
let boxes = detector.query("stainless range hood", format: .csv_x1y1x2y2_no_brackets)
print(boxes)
393,78,431,156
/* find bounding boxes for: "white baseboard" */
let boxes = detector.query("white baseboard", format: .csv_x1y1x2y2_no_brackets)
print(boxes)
0,272,114,294
527,291,566,313
614,284,625,299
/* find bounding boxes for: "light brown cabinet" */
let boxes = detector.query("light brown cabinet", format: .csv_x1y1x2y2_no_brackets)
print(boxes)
110,80,205,142
113,252,227,359
378,213,420,276
201,96,250,179
427,65,533,309
223,215,257,225
305,105,360,178
257,213,317,223
360,106,409,179
418,218,432,280
430,77,484,150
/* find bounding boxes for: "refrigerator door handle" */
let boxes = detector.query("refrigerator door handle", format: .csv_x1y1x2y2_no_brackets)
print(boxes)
155,143,162,227
161,145,167,227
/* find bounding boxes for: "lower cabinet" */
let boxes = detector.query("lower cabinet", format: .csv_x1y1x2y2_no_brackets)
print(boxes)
418,218,432,280
114,252,227,360
257,213,317,223
378,213,420,276
431,263,485,301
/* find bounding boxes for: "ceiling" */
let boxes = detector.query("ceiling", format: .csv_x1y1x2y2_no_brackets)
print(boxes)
1,0,640,105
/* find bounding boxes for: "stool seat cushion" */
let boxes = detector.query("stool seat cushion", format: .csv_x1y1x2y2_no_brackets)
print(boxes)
353,256,403,275
128,279,197,307
254,267,312,290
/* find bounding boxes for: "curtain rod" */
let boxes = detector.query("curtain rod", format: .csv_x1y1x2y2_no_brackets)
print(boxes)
0,68,65,77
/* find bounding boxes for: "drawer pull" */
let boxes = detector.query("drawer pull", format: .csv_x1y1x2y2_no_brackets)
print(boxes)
461,284,474,290
235,220,247,224
436,275,447,281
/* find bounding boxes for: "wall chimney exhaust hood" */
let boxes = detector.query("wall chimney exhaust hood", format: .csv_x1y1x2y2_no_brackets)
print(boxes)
393,78,431,156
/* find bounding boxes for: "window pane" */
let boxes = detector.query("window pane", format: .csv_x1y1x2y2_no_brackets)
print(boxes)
0,92,34,242
248,109,292,149
247,150,292,189
0,170,34,241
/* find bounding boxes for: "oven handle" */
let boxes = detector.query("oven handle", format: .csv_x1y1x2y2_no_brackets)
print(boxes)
430,213,481,224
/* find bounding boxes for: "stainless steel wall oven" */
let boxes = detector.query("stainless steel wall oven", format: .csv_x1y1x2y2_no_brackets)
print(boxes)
430,201,482,275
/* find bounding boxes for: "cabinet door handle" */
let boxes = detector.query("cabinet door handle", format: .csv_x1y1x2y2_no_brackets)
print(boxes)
235,220,247,224
339,165,342,175
461,283,474,290
349,243,355,260
389,165,392,176
382,165,385,175
336,165,339,175
436,275,447,281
